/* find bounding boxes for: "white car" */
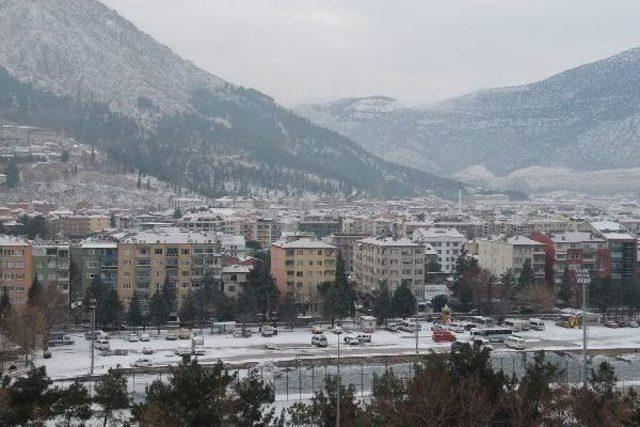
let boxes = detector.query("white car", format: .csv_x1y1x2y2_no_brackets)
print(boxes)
95,339,110,351
139,333,150,342
127,333,140,342
343,335,360,345
261,326,277,337
166,332,178,341
175,346,192,356
332,326,343,335
142,347,154,355
356,333,371,343
132,358,152,368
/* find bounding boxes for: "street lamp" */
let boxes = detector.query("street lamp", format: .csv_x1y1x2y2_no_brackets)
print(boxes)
576,270,590,387
335,328,342,427
89,298,97,377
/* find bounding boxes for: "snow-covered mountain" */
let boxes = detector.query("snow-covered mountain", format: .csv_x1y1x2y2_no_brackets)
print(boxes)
0,0,458,198
296,48,640,178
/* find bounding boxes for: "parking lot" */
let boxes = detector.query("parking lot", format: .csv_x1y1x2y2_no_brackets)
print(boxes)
37,320,640,380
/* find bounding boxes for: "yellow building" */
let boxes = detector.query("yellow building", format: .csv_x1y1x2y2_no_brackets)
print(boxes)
117,229,222,310
270,238,336,315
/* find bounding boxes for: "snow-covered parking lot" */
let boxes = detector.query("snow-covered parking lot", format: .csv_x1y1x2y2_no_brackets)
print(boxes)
37,320,640,380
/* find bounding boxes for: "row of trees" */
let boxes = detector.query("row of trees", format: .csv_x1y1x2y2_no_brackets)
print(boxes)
371,281,417,325
289,345,640,426
1,279,69,368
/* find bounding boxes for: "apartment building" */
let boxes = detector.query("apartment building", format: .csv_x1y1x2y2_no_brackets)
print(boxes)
298,216,340,238
550,231,610,284
57,215,110,238
326,233,371,273
270,238,337,314
117,229,222,309
221,264,252,299
412,227,466,273
0,236,32,305
31,241,70,301
71,240,118,302
478,235,546,282
590,221,637,280
352,237,424,294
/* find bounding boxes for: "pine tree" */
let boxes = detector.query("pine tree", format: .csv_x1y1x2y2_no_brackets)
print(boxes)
52,380,92,426
373,280,393,325
0,286,12,322
95,367,128,427
392,281,417,318
518,259,535,288
28,277,43,307
4,159,19,188
173,207,182,219
334,254,355,318
149,290,169,334
126,292,143,329
109,213,116,228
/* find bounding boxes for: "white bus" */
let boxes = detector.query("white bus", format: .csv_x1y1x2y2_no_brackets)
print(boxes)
470,327,513,343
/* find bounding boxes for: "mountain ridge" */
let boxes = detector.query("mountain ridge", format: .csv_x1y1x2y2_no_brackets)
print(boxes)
295,47,640,178
0,0,459,199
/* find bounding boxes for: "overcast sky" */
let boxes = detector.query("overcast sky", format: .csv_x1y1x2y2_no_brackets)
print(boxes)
100,0,640,106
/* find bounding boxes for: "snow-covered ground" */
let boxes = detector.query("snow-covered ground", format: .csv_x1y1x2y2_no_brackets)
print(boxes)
37,320,640,380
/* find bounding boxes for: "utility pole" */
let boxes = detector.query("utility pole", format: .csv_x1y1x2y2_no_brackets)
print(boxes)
336,329,342,427
415,297,419,354
90,298,97,377
577,270,590,387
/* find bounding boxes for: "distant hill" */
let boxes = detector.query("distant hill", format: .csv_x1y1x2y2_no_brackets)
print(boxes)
296,48,640,178
0,0,458,199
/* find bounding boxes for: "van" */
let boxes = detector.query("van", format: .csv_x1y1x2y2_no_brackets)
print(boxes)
504,319,530,332
95,339,110,351
505,336,527,350
529,318,545,331
400,320,420,332
312,335,328,347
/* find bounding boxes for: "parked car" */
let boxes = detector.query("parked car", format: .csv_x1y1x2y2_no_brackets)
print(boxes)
43,349,52,359
343,335,360,345
112,349,129,356
175,346,192,356
629,321,639,328
127,333,140,342
529,318,546,331
312,335,328,347
48,332,75,347
431,323,445,331
193,347,206,356
178,329,191,340
95,339,110,351
139,333,150,342
261,326,277,337
604,320,619,328
448,324,465,333
311,325,324,334
142,347,154,355
265,343,278,350
332,326,343,335
505,336,527,350
85,330,109,340
166,332,178,340
132,358,153,368
385,323,399,332
233,328,252,338
470,337,493,350
432,329,456,343
356,333,371,343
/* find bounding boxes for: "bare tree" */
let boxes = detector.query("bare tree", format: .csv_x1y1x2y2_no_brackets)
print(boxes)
3,307,47,365
518,284,554,313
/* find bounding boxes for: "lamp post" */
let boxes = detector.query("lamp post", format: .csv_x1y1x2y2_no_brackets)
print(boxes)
576,270,590,387
89,298,97,377
336,329,342,427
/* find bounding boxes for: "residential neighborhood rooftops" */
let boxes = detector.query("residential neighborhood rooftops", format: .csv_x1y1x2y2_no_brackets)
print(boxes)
271,238,336,249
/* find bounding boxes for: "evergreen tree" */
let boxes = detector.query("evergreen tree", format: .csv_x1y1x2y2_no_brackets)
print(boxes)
431,294,448,313
4,159,19,188
559,269,573,307
85,275,122,329
0,286,12,322
149,290,170,334
334,254,355,317
95,367,128,427
244,264,278,318
518,259,535,288
0,366,57,425
60,150,70,162
27,277,43,307
319,283,341,327
126,292,143,329
51,380,92,427
136,171,142,188
392,281,417,318
426,259,442,273
146,177,151,190
133,359,275,426
109,213,116,228
373,280,393,325
278,294,298,326
173,207,182,219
